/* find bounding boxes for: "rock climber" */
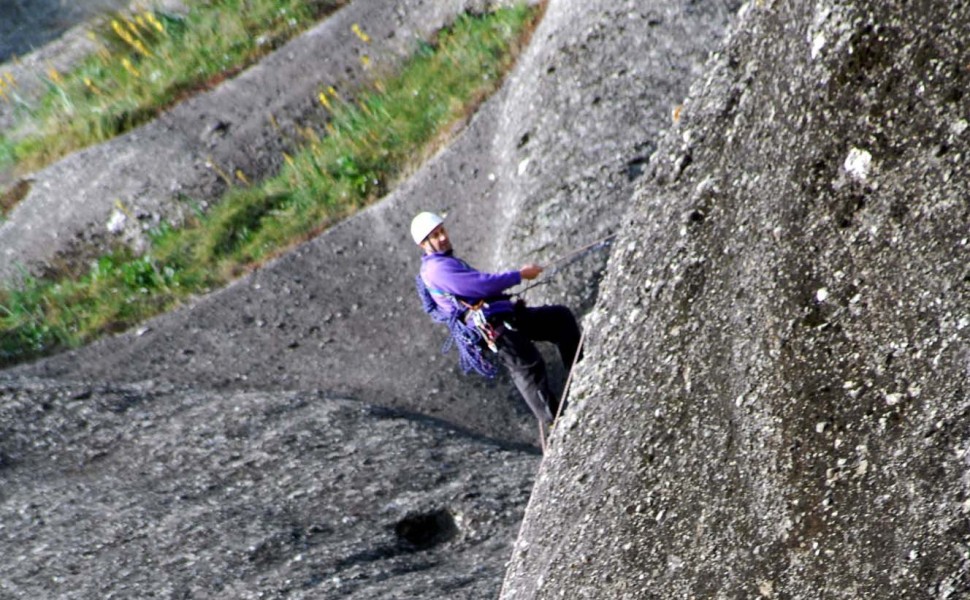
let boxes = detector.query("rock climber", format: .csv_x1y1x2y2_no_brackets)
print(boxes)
411,211,581,427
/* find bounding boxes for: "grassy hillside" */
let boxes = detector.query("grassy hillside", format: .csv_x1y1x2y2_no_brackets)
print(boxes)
0,0,346,176
0,3,540,366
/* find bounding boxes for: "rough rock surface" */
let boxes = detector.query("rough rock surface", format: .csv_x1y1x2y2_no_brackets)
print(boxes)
502,1,970,598
0,378,539,599
493,0,735,315
1,0,734,597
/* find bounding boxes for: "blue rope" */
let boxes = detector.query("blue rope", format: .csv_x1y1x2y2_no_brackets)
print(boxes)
415,275,498,379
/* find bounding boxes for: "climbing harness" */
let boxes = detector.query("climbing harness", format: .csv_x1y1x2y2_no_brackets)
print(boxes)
428,282,502,352
465,300,500,352
415,275,499,378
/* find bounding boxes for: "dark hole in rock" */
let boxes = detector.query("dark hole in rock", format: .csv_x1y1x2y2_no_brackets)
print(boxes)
0,452,15,470
626,157,648,181
687,208,706,224
395,508,459,550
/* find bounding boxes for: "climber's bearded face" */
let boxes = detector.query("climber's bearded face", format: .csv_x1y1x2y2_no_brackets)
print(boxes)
420,225,452,254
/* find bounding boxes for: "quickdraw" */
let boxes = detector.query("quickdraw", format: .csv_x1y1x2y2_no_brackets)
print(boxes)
464,300,500,353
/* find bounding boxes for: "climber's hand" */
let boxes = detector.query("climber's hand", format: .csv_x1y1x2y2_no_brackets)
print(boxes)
519,264,543,280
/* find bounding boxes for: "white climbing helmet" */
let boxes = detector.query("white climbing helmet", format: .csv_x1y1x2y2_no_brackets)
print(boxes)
410,211,445,245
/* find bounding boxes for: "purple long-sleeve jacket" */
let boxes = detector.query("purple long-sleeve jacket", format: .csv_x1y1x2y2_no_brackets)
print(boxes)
420,251,521,318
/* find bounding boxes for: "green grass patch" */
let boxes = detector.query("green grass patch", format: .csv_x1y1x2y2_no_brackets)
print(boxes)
0,4,540,366
0,0,345,174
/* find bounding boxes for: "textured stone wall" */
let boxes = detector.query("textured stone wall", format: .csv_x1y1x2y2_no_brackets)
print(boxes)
502,1,970,598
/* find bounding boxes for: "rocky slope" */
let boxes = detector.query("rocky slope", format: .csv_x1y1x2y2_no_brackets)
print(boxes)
1,0,735,597
502,1,970,598
0,0,187,192
0,379,538,599
6,0,735,443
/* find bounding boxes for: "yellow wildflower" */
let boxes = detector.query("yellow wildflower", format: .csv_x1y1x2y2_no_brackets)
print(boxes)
146,12,165,34
282,152,294,166
327,85,340,99
318,91,331,109
4,72,15,87
302,126,319,142
351,23,371,43
113,19,151,57
115,199,133,218
206,156,233,186
83,77,102,96
121,57,140,77
47,66,63,85
235,170,250,185
360,55,371,68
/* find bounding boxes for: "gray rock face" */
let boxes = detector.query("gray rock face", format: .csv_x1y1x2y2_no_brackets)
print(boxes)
1,0,737,597
7,0,733,447
494,0,738,315
502,1,970,598
0,378,539,599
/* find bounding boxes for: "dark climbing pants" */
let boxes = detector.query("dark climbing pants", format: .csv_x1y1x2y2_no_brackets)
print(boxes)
492,304,580,425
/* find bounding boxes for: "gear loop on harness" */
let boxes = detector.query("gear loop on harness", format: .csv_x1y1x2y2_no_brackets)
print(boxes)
463,300,500,353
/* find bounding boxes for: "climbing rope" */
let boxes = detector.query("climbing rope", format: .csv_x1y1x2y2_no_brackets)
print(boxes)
415,275,499,378
538,326,587,454
521,235,613,452
517,233,616,295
